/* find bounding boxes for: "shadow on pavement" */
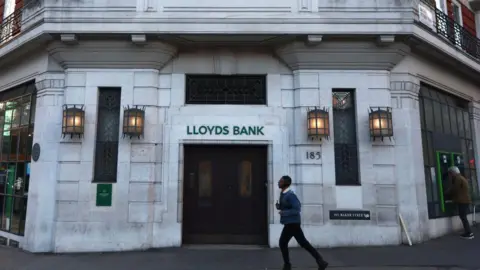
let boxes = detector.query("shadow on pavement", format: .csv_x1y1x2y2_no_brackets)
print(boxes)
0,228,478,270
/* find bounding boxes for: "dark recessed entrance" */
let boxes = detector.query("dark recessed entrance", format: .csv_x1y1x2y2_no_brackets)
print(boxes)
182,144,268,245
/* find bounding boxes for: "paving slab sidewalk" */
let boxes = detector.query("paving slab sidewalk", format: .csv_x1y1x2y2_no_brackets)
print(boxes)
0,229,479,270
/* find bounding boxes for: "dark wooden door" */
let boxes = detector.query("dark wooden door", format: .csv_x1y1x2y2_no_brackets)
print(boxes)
182,145,268,245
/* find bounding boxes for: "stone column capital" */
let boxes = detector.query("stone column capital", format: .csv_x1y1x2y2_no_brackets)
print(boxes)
390,81,420,98
469,101,480,121
35,79,65,91
35,72,65,96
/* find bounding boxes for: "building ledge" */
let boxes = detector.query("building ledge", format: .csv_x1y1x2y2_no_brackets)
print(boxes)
469,0,480,11
47,38,177,69
275,37,410,71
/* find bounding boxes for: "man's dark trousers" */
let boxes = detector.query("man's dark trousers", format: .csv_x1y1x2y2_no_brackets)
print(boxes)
458,203,472,234
279,223,325,265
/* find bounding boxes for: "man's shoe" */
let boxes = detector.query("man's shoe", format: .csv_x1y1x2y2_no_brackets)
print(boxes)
460,232,474,239
317,260,329,270
282,263,292,270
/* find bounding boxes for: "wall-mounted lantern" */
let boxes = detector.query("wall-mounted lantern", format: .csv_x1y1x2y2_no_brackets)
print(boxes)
123,106,145,139
62,105,85,138
369,107,393,141
307,107,330,141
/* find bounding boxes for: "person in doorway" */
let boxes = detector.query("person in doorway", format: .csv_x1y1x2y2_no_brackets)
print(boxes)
446,166,474,239
276,175,328,270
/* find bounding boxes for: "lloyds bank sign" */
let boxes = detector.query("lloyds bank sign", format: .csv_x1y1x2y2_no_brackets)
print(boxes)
187,125,265,136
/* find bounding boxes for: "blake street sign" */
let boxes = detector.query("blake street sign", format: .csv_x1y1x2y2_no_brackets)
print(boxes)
329,210,371,220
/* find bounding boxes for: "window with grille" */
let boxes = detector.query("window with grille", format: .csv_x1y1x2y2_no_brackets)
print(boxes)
185,75,267,105
93,88,121,183
332,89,360,186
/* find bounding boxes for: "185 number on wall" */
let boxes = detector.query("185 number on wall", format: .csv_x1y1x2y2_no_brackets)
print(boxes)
306,151,321,160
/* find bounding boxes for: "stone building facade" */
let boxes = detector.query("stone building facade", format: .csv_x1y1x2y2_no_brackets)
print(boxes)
0,0,479,253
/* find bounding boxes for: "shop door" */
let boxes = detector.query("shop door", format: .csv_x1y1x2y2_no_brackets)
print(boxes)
182,145,268,245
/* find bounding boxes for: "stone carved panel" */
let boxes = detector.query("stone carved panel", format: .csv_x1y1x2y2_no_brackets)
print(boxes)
298,0,312,12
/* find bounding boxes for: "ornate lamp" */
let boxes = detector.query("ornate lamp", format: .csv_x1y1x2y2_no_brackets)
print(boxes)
123,106,145,138
62,105,85,138
307,107,329,141
369,107,393,141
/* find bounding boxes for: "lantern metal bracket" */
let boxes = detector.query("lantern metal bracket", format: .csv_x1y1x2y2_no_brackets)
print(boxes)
307,106,330,142
62,104,85,139
123,105,146,139
368,106,393,142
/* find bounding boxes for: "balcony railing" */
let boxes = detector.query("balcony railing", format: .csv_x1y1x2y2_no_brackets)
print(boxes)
418,1,480,61
0,0,41,45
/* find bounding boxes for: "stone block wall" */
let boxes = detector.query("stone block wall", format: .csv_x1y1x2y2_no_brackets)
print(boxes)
51,63,405,250
54,69,166,252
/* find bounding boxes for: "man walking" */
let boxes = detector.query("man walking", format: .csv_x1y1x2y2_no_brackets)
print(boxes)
276,175,328,270
446,166,474,239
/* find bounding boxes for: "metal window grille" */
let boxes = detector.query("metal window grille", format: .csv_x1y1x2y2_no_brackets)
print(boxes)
332,90,360,186
185,75,267,105
93,88,121,183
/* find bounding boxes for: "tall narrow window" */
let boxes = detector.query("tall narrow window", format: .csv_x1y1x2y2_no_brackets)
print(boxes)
332,90,360,186
93,88,121,183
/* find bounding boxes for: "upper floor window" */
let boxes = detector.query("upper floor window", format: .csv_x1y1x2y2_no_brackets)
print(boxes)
185,75,267,105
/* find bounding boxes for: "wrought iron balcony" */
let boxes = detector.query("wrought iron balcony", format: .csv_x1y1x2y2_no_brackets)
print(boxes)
0,0,41,45
418,1,480,61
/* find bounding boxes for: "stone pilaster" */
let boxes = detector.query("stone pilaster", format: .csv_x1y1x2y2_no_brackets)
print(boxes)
23,73,65,252
469,101,480,198
288,71,327,226
390,73,429,243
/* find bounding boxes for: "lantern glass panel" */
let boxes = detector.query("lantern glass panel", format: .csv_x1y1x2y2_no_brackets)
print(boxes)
307,109,329,137
369,110,393,137
62,108,84,134
123,109,144,136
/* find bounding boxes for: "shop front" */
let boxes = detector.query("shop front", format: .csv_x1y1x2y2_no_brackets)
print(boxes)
0,80,36,247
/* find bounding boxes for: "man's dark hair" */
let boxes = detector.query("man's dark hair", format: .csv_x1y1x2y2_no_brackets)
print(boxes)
281,175,292,186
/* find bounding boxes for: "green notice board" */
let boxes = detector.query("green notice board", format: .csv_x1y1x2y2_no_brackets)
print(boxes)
96,184,112,207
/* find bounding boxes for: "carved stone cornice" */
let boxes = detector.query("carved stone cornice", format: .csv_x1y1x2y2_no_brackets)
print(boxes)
275,40,410,70
47,40,177,69
390,76,421,109
390,81,420,100
35,79,65,91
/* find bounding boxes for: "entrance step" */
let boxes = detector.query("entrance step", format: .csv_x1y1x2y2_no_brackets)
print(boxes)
182,244,266,250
